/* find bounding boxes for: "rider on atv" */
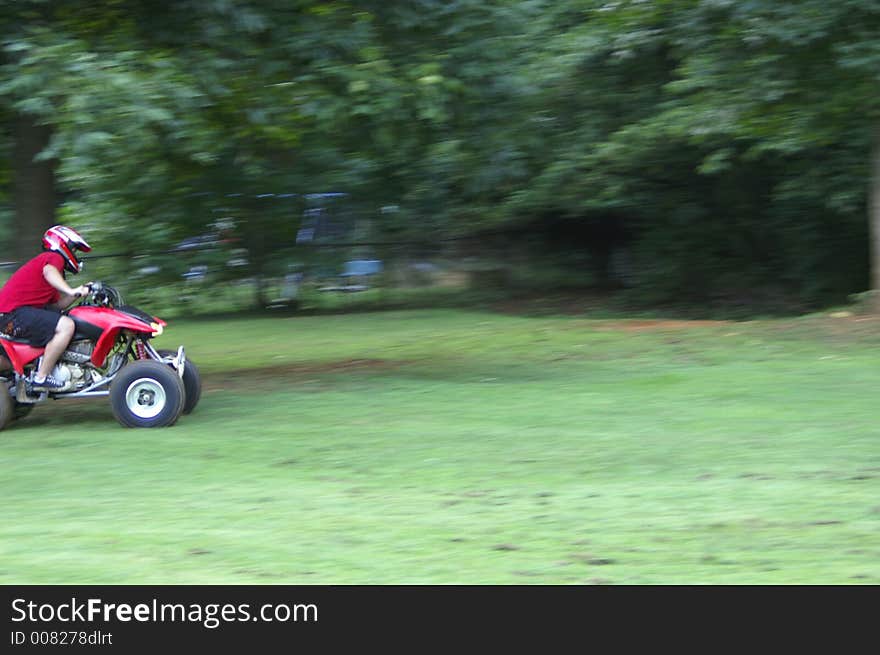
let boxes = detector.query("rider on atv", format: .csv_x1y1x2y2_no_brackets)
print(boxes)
0,225,92,390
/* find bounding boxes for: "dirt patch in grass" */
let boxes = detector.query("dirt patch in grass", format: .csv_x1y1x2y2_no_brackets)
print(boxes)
769,313,880,343
593,312,880,338
202,358,410,391
593,319,732,332
815,314,880,336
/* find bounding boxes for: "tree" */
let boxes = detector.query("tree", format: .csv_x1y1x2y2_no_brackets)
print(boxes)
490,0,880,306
588,0,880,301
4,1,879,311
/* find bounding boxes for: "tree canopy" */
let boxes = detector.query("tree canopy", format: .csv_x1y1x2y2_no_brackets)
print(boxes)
2,0,879,309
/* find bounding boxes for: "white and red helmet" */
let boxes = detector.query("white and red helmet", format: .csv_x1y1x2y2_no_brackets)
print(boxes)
42,225,91,274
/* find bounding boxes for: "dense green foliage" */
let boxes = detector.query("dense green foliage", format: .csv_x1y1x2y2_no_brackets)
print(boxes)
1,1,879,308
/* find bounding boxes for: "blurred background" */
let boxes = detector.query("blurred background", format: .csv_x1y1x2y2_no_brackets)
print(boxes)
1,0,878,319
3,2,880,588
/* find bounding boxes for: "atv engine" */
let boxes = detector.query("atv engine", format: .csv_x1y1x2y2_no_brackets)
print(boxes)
55,341,99,392
65,340,94,359
50,361,85,392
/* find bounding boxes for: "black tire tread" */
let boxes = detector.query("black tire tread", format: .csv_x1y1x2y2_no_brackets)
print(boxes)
0,384,13,431
158,349,201,414
110,360,185,428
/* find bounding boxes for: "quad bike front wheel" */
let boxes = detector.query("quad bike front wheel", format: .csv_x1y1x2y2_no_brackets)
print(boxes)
110,360,186,428
158,349,202,414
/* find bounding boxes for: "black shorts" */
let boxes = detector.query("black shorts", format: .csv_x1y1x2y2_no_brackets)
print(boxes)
0,306,62,347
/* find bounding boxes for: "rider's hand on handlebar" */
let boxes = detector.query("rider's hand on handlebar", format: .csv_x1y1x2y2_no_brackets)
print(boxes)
72,284,91,298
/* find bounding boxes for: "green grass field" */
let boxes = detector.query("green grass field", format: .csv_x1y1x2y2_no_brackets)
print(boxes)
1,307,878,584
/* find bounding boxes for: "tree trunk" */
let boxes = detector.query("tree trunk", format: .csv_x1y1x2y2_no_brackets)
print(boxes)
12,114,56,263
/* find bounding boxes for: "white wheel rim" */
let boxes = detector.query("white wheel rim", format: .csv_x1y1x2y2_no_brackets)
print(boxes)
125,377,167,419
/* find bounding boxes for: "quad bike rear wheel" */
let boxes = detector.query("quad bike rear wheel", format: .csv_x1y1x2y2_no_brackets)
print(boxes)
13,403,33,421
0,384,13,431
0,378,32,429
110,360,185,428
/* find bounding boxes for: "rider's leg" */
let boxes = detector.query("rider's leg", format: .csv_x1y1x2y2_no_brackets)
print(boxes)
34,316,75,381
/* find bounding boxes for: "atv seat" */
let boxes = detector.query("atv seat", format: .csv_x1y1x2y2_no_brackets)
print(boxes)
70,315,103,341
0,332,39,346
0,315,102,345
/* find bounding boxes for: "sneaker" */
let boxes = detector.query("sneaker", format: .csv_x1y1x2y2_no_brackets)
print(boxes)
30,375,65,391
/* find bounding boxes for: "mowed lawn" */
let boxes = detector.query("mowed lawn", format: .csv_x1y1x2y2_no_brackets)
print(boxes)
1,308,878,584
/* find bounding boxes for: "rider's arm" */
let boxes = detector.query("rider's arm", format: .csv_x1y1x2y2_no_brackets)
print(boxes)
43,264,88,309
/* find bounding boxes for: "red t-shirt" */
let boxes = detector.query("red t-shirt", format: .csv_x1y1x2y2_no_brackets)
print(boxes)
0,251,64,313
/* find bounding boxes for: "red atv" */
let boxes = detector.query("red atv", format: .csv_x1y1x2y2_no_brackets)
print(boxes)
0,282,201,430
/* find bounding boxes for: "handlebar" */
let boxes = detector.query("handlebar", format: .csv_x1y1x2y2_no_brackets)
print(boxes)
73,281,103,300
74,282,96,299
